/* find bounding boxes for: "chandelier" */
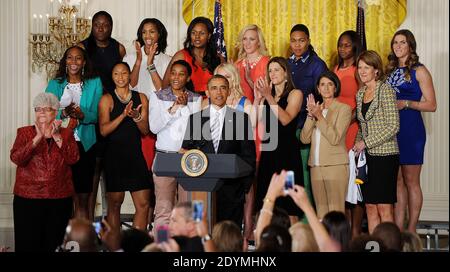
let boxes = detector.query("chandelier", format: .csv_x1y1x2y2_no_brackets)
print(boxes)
30,0,91,78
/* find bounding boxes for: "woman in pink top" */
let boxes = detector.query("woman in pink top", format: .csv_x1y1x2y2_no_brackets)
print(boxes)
333,30,363,239
234,24,270,103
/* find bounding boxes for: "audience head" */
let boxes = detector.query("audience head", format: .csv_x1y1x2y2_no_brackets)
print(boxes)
349,233,386,252
337,30,363,68
33,93,59,124
136,18,168,54
183,16,220,73
401,231,423,252
290,24,312,58
207,74,230,108
322,211,351,251
236,24,268,60
356,50,385,84
62,218,99,252
372,222,402,252
120,228,153,252
214,63,244,98
55,46,95,82
169,202,196,238
212,220,244,252
169,59,194,92
257,224,292,252
289,222,319,252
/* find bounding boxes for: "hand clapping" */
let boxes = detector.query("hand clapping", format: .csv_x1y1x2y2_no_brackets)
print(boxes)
255,77,272,98
306,94,322,119
124,100,142,119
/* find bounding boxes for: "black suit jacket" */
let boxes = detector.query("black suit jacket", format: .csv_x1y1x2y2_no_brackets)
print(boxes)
182,106,256,225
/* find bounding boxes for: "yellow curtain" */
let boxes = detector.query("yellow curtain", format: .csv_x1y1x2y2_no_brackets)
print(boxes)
182,0,406,68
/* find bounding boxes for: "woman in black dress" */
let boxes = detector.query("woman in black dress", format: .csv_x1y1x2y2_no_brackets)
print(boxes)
254,57,304,222
98,62,151,232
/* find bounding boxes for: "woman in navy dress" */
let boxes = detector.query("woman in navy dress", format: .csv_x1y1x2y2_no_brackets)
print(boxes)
386,30,437,233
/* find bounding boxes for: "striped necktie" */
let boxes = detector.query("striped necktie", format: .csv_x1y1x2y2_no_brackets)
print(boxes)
210,111,221,153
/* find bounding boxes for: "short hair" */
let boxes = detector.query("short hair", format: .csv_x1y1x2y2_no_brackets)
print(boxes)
290,24,309,37
207,74,229,89
289,222,319,252
235,24,269,61
136,18,168,54
316,70,342,99
212,220,243,252
174,201,193,221
357,50,385,81
372,222,402,252
33,93,60,110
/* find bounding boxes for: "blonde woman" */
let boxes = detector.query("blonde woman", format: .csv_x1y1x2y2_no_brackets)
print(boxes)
235,24,270,102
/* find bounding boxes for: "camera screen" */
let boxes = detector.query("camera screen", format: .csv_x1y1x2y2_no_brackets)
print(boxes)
284,170,295,192
193,201,203,222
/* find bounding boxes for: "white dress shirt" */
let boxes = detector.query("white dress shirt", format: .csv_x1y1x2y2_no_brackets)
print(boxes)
209,105,227,144
149,88,202,152
313,108,328,166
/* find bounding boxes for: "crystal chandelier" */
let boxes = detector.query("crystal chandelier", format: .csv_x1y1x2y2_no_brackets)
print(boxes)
29,0,91,78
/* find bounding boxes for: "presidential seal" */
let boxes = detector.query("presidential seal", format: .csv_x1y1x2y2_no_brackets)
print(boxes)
181,149,208,177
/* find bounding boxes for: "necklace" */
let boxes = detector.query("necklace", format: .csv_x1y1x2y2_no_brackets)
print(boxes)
114,89,132,104
243,55,263,70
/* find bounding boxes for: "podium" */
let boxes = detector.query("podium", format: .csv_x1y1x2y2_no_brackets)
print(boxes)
153,153,253,228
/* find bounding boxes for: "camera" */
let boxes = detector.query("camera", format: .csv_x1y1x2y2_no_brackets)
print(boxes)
284,170,295,194
156,225,169,244
192,200,204,222
92,222,103,235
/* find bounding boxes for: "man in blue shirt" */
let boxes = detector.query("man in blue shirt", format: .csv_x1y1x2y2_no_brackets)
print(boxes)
288,24,328,215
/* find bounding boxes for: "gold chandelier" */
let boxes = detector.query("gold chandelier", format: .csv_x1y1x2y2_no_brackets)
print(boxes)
30,0,91,78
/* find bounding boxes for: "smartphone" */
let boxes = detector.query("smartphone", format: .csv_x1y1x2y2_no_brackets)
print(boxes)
284,170,295,193
192,200,204,222
156,225,169,244
92,222,102,235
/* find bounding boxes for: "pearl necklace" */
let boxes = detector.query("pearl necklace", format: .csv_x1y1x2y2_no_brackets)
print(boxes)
243,55,263,70
114,89,132,104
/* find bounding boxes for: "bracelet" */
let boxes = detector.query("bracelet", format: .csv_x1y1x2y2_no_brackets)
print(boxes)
146,63,156,74
404,100,410,109
260,208,273,216
133,112,143,122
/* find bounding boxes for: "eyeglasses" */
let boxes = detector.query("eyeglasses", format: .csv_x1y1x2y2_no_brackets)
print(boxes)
34,107,55,112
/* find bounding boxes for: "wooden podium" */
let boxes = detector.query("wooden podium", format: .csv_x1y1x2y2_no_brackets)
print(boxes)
153,153,253,229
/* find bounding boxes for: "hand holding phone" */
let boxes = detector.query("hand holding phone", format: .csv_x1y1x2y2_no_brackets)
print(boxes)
192,200,204,222
156,225,169,244
284,170,295,194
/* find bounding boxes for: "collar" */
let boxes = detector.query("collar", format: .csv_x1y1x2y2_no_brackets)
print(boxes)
289,50,311,63
210,105,227,118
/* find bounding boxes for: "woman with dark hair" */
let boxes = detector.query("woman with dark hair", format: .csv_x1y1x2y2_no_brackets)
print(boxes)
125,18,171,96
288,24,328,214
45,46,103,220
162,16,224,96
386,30,437,234
300,71,351,219
98,62,151,233
124,18,172,228
354,50,400,234
333,30,365,239
149,60,202,233
254,57,304,222
78,10,126,221
322,211,351,251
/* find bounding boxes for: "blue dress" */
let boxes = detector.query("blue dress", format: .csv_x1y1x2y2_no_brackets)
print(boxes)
386,66,426,165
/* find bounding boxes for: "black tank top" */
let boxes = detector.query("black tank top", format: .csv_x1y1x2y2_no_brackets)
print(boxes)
108,91,143,144
82,37,121,94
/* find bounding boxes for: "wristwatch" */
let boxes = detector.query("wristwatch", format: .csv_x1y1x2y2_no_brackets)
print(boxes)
201,234,211,244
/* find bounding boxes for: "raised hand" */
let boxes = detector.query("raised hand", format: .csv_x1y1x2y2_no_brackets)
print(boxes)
70,106,85,120
63,102,76,117
128,104,143,119
255,77,271,98
123,100,134,117
175,91,188,106
266,170,288,200
287,184,311,211
244,61,254,90
146,42,158,65
134,40,142,64
51,119,62,136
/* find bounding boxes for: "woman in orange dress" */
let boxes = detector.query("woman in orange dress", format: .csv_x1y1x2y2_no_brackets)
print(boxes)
333,30,363,239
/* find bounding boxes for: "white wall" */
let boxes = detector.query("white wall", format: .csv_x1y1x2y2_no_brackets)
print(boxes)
399,0,449,221
0,0,448,248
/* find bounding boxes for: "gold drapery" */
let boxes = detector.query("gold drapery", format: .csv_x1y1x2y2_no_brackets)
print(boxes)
182,0,406,68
